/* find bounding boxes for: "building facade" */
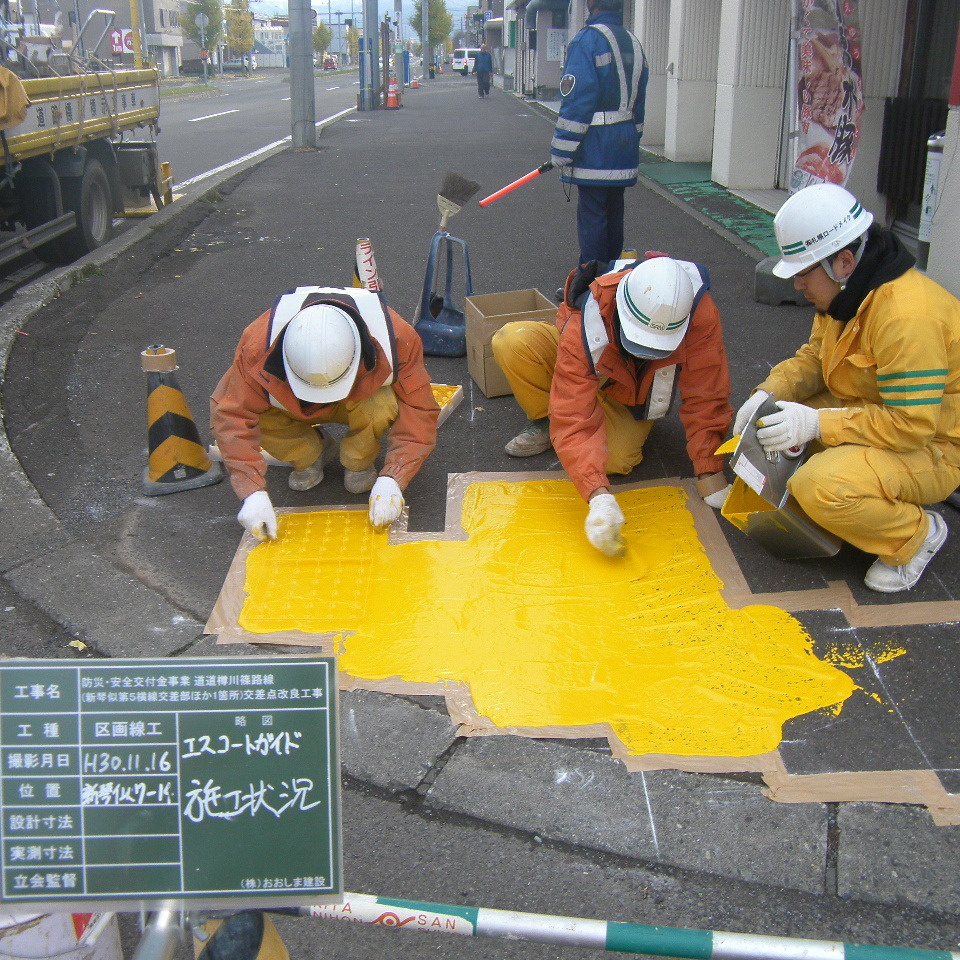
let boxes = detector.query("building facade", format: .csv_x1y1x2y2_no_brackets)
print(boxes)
486,0,960,298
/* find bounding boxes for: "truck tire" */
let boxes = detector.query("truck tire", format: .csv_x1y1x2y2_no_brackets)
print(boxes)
37,158,114,264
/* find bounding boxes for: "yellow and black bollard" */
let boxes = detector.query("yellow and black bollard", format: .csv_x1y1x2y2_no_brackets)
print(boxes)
141,344,224,496
192,912,289,960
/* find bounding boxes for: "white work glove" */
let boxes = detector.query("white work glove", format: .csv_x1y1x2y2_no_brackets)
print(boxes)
584,493,626,557
368,476,405,529
238,490,277,541
703,484,733,509
550,153,572,168
733,390,770,436
755,401,821,453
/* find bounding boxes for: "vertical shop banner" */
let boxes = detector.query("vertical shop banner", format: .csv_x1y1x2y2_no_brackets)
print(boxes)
792,0,864,191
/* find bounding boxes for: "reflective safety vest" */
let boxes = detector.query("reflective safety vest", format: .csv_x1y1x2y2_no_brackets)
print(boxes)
578,260,710,420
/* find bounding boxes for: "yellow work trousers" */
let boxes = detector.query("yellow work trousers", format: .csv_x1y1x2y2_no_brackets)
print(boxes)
258,386,398,473
787,395,960,564
491,320,653,475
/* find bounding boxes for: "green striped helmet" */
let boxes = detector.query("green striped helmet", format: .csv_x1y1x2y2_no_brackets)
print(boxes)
772,183,873,279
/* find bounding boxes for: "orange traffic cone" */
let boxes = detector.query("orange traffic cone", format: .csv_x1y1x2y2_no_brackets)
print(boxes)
141,345,223,496
411,75,419,89
386,76,400,109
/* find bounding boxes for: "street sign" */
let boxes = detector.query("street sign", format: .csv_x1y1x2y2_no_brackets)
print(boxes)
0,658,342,910
194,12,209,28
109,28,134,55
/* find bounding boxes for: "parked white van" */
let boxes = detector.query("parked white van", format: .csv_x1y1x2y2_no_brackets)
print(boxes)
452,47,480,76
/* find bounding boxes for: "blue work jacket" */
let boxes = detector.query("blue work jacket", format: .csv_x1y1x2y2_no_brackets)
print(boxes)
550,10,648,187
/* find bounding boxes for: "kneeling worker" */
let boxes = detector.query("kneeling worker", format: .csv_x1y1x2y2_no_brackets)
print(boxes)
736,183,960,592
492,255,733,556
211,286,439,540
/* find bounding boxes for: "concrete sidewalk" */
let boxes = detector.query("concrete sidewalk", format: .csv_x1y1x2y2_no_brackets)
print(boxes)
1,74,959,943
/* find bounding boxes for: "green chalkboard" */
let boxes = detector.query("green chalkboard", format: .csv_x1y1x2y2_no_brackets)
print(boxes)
0,658,341,909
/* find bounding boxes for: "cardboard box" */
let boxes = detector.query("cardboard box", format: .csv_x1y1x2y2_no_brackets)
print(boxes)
464,289,557,397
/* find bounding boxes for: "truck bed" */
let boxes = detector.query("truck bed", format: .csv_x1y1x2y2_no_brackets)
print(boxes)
8,68,160,161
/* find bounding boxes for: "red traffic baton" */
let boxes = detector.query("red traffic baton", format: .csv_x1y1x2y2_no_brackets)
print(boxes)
478,162,554,207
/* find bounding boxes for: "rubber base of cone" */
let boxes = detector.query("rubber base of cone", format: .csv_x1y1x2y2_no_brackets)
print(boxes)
142,461,224,496
416,319,466,357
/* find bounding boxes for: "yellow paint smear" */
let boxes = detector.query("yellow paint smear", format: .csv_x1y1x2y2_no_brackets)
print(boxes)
240,480,855,757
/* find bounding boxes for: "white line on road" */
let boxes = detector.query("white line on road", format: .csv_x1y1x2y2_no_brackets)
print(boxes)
325,86,339,91
175,107,356,189
188,109,240,122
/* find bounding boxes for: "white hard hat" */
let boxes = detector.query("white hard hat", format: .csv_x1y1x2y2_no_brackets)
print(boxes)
772,183,873,278
615,257,695,358
282,303,361,403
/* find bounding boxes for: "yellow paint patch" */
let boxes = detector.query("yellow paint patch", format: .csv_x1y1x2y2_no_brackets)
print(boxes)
240,480,855,757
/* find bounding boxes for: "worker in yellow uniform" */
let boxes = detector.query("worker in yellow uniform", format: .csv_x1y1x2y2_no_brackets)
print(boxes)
211,286,439,540
735,183,960,592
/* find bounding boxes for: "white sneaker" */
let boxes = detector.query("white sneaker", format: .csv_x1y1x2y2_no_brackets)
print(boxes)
288,429,339,491
864,511,948,593
505,419,551,457
344,466,378,494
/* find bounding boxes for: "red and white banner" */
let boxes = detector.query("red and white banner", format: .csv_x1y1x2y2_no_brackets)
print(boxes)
792,0,864,191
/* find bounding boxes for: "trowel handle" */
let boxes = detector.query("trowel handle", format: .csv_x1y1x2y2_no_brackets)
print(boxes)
479,162,554,207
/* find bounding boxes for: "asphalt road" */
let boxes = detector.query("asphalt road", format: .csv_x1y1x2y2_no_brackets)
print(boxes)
159,70,361,186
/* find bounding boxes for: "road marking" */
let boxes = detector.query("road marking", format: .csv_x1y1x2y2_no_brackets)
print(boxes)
188,109,240,122
325,86,339,90
176,107,356,189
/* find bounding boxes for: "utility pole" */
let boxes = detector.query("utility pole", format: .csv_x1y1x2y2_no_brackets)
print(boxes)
421,0,429,78
288,0,316,147
361,0,380,109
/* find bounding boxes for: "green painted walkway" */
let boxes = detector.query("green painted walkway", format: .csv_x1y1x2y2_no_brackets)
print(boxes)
637,152,780,258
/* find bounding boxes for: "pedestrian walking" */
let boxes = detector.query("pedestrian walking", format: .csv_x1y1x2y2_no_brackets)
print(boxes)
549,0,648,266
211,287,439,541
491,255,733,557
472,44,493,98
736,182,960,592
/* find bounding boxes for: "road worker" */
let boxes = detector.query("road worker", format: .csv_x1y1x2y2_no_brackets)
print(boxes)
735,182,960,592
211,286,439,540
549,0,648,266
491,254,733,557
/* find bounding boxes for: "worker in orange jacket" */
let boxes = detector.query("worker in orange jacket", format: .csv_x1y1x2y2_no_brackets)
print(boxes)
211,286,439,540
491,255,733,556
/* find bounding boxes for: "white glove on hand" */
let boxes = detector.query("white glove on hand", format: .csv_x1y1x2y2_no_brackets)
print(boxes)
238,490,277,541
733,390,770,436
755,401,821,452
585,493,626,557
368,476,405,529
703,483,733,509
550,153,572,168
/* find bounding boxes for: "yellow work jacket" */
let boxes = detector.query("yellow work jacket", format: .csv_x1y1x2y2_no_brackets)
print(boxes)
758,268,960,456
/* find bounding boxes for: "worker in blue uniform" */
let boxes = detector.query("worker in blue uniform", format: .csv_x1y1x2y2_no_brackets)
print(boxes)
549,0,648,266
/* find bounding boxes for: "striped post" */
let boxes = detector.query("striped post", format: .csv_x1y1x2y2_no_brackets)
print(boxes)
141,345,223,496
304,894,959,960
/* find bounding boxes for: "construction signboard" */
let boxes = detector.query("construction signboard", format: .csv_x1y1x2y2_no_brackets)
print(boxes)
0,657,342,910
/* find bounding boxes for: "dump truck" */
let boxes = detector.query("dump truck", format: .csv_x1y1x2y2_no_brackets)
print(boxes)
0,64,164,268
